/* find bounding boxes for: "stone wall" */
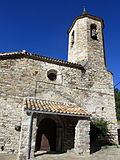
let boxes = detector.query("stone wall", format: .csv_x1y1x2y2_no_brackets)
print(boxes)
18,110,32,160
74,119,90,155
0,54,118,153
68,15,118,143
0,97,23,153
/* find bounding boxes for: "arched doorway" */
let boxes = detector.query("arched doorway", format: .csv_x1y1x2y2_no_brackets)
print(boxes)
35,118,57,152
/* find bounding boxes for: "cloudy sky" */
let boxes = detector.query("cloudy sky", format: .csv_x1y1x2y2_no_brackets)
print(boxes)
0,0,120,89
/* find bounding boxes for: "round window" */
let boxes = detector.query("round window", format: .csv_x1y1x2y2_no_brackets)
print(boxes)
47,70,57,81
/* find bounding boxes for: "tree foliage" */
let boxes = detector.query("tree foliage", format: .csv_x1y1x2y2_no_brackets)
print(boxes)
90,118,109,141
114,88,120,121
90,118,114,152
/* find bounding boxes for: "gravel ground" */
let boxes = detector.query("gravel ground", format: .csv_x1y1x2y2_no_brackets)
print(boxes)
0,146,120,160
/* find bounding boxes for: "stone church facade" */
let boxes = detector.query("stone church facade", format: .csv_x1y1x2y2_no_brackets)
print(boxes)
0,11,118,159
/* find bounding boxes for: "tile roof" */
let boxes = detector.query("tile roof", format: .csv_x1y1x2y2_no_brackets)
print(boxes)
0,51,84,70
24,98,91,117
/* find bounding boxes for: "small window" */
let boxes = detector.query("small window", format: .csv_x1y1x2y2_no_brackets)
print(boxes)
47,70,57,81
102,107,104,111
71,30,75,47
90,24,98,40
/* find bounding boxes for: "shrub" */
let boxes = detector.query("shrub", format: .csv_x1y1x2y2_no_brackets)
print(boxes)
91,118,109,138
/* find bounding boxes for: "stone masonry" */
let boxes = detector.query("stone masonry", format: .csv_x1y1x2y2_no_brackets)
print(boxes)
0,11,118,159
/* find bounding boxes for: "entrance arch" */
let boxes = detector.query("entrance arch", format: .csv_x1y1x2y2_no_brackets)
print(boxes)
35,118,57,152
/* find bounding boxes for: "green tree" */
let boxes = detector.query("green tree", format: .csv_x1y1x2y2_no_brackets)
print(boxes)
90,118,109,140
90,118,113,152
114,88,120,121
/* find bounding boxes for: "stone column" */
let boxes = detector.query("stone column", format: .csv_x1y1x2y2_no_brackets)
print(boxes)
17,111,37,160
17,111,31,160
30,114,37,158
74,119,90,155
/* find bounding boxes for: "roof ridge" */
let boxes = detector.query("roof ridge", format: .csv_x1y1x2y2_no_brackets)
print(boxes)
25,97,76,105
0,51,84,70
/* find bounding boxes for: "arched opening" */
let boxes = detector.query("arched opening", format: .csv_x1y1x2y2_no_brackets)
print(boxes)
90,24,98,40
71,30,75,47
35,118,57,152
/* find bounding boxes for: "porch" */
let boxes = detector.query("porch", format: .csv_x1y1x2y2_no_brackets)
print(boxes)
18,98,91,160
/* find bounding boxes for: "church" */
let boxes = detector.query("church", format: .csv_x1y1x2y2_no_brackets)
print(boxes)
0,10,118,160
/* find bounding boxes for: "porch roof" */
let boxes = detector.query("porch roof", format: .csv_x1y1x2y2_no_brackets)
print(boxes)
24,98,91,117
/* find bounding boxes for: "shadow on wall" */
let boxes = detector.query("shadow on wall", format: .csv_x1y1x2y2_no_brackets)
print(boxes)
118,129,120,145
90,119,115,154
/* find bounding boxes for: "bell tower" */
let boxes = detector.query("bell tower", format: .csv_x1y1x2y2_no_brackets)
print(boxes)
68,9,105,67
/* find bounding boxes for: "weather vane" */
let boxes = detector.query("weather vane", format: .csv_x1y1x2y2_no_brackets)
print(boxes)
82,7,88,15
